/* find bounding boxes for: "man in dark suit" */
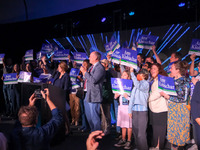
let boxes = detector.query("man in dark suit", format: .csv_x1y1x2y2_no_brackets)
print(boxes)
80,51,105,131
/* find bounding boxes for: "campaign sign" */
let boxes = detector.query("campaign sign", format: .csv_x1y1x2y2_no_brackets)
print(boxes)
137,35,158,49
33,77,41,83
166,62,175,74
104,43,111,51
70,68,80,89
3,73,18,84
158,74,177,96
189,39,200,56
36,51,46,60
41,43,53,53
53,49,69,60
120,48,137,69
0,53,5,64
74,52,87,64
18,71,32,83
111,78,133,96
111,49,121,64
25,49,33,61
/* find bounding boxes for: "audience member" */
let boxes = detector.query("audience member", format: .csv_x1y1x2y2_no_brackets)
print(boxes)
80,51,105,131
148,63,168,150
160,61,190,149
128,68,149,150
10,88,63,150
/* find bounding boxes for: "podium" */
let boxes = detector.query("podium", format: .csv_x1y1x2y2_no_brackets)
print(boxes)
20,83,70,143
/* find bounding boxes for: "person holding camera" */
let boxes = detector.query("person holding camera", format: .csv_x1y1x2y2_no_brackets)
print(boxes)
10,89,63,150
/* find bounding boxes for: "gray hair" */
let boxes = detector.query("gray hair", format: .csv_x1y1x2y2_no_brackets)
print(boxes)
94,51,101,61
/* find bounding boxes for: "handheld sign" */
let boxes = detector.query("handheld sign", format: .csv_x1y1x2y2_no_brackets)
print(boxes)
3,73,18,84
25,49,33,61
188,39,200,56
111,78,133,96
111,49,121,64
33,77,41,83
70,68,80,89
166,62,175,74
36,51,46,60
158,74,177,96
105,36,120,53
120,48,137,69
53,49,69,60
137,35,158,49
0,54,5,64
74,52,87,64
18,71,32,83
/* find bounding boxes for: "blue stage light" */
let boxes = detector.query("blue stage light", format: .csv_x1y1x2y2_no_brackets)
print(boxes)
101,17,106,22
178,2,185,7
129,11,135,16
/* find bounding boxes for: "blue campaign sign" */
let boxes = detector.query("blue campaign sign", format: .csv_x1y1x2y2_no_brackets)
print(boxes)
158,74,177,96
0,53,5,64
120,48,137,69
111,49,121,64
33,77,41,83
70,68,80,89
36,51,46,60
167,62,175,74
137,35,158,49
25,49,33,61
111,78,133,96
74,52,88,64
189,39,200,56
3,73,18,84
53,49,69,60
105,36,120,53
18,71,32,83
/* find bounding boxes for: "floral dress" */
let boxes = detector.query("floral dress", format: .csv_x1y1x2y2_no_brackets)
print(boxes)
167,77,191,146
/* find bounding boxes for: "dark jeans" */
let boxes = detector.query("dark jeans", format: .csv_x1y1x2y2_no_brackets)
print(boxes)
80,97,89,130
114,99,121,133
132,111,148,150
100,103,111,134
10,84,20,115
3,84,13,115
193,120,200,150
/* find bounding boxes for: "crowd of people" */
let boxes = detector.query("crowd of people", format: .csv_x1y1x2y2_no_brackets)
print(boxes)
0,45,200,150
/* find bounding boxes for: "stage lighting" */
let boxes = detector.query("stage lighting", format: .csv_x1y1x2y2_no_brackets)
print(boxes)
129,11,135,16
178,2,185,7
101,17,106,22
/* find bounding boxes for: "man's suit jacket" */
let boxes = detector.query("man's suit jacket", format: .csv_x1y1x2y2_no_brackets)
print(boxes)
85,61,105,103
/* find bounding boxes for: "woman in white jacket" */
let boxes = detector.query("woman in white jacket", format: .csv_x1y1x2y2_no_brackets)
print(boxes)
148,63,168,150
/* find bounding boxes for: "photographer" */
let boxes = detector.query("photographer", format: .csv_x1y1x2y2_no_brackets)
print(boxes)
10,89,63,150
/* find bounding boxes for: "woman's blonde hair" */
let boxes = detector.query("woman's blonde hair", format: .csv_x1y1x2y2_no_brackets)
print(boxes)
59,61,68,72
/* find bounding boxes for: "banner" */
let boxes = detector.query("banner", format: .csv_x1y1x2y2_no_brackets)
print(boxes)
111,49,121,64
120,48,137,69
3,73,18,84
24,49,33,61
74,52,88,64
53,49,69,60
0,53,5,64
158,74,177,96
70,68,80,89
18,71,32,83
188,39,200,56
41,43,54,54
137,35,158,49
111,78,133,96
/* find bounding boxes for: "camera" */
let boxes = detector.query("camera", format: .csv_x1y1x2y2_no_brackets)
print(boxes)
34,89,42,99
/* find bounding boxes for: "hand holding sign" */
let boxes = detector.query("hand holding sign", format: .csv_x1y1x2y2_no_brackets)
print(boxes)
160,91,170,99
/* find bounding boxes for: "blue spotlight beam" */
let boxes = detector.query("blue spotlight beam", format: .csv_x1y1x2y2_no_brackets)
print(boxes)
105,36,108,43
101,33,104,42
157,24,180,53
87,34,94,49
65,37,78,52
128,29,135,48
162,24,174,40
193,25,200,32
169,27,190,48
45,40,50,44
77,36,88,55
182,54,189,61
189,58,199,65
53,38,65,50
157,25,183,54
117,31,120,45
91,34,98,50
80,36,87,49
